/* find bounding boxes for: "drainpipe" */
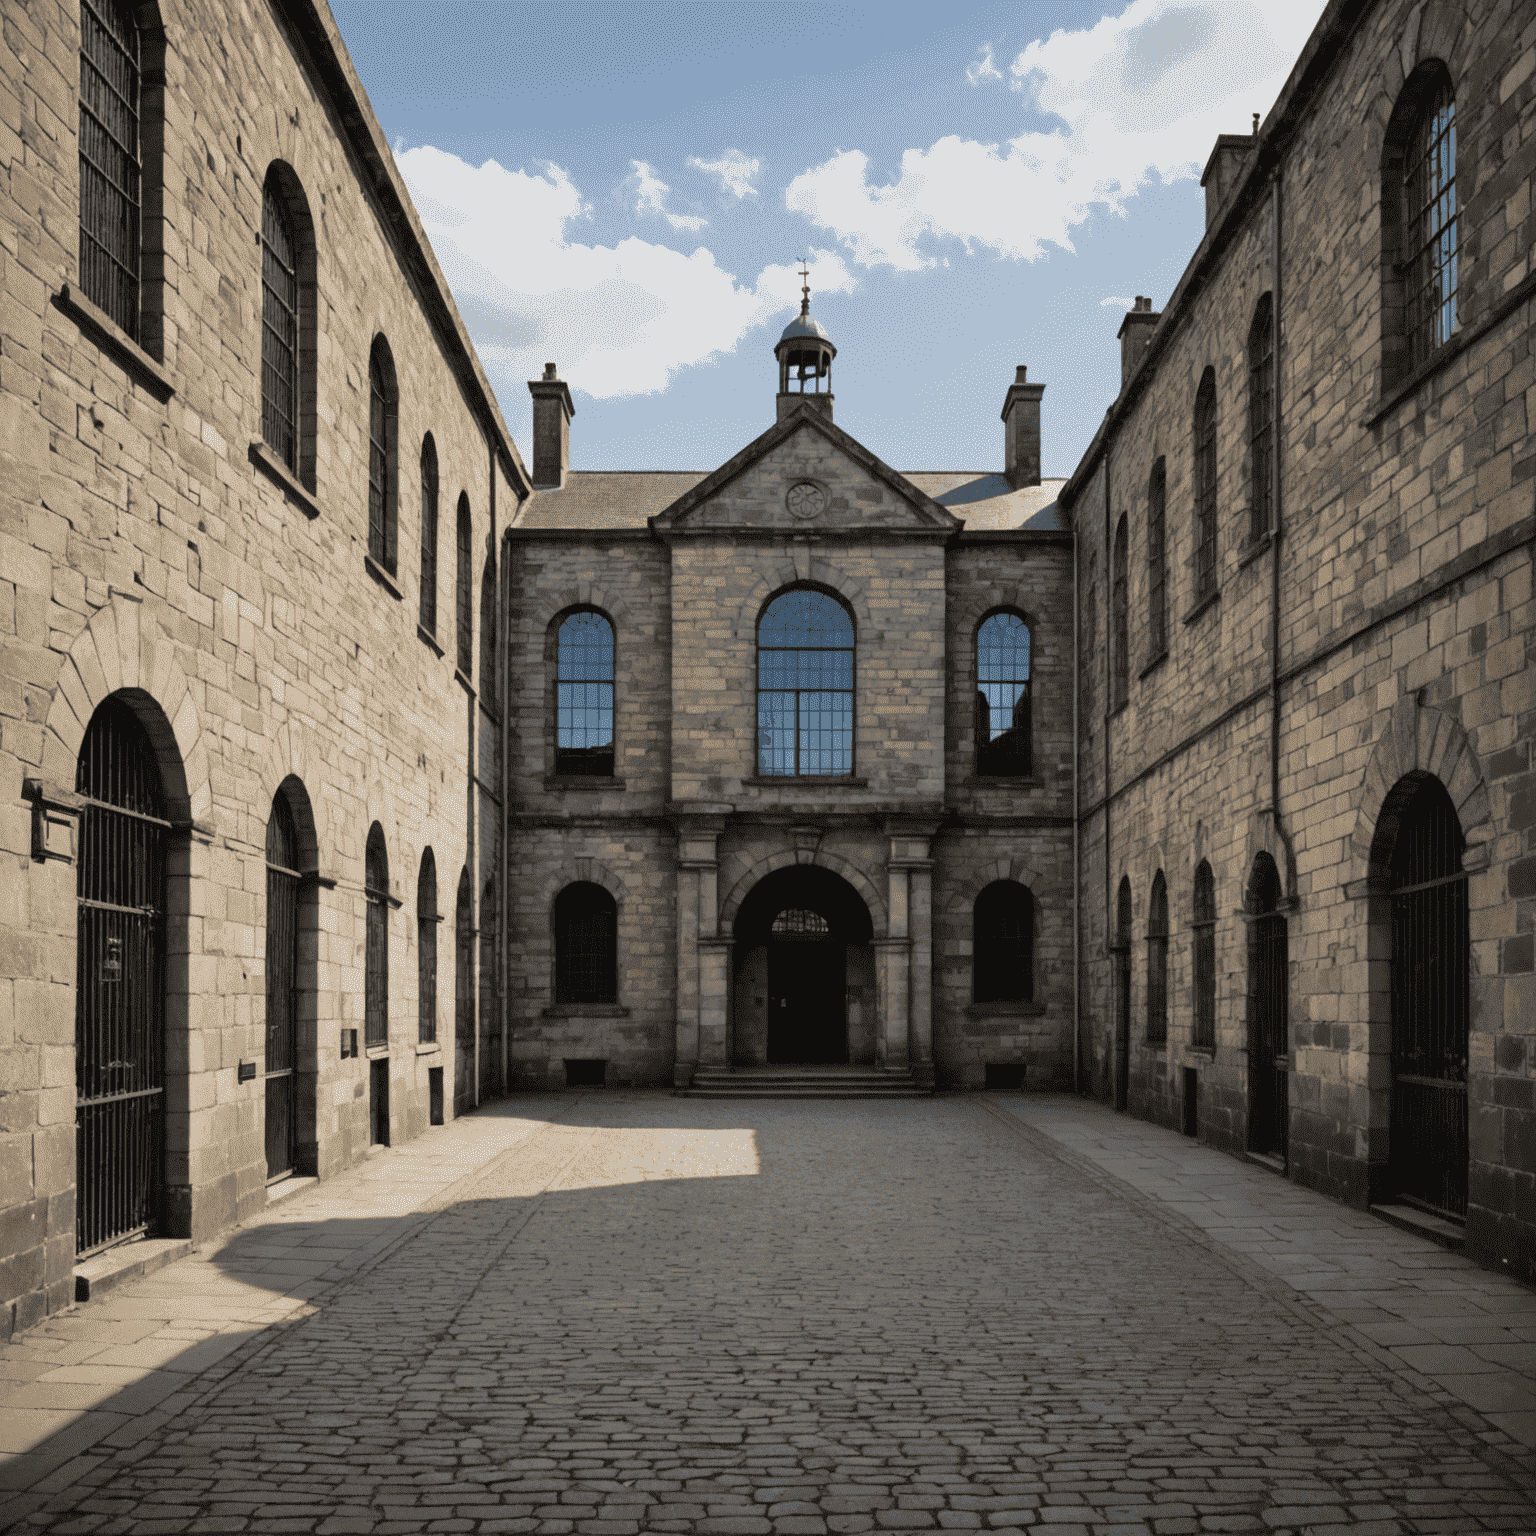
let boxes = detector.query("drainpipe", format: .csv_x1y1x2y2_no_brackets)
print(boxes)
1102,451,1113,1102
493,440,508,1098
1073,489,1081,1094
1269,172,1284,823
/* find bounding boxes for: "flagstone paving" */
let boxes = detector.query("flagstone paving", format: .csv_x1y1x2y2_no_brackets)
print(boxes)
1,1091,1532,1535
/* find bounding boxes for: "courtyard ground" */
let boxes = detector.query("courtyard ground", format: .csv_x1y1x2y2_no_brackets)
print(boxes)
1,1092,1533,1535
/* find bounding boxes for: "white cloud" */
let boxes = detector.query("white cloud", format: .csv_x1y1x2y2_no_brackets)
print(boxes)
689,149,762,200
966,44,1003,85
399,146,854,400
630,159,708,232
1099,294,1135,307
786,0,1326,271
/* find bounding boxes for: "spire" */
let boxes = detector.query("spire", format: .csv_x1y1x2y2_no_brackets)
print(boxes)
798,259,811,318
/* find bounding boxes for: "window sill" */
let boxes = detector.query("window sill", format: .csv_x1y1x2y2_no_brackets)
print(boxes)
745,775,869,788
249,439,320,520
364,553,404,600
542,1004,630,1018
56,284,175,402
965,1001,1047,1018
415,1040,441,1056
365,1043,389,1060
545,774,626,791
1236,531,1274,571
1181,588,1220,626
965,775,1037,787
418,624,444,658
454,667,476,697
1138,649,1168,680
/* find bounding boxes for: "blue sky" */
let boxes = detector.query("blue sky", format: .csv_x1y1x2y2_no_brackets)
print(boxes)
330,0,1325,478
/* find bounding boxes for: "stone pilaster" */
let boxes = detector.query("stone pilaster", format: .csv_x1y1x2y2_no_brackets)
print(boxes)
671,810,728,1086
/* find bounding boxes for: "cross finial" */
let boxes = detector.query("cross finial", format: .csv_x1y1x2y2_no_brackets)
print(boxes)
798,259,810,317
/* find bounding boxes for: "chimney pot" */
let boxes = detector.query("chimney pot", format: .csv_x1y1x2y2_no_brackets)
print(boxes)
542,362,557,381
528,363,575,489
1000,365,1045,490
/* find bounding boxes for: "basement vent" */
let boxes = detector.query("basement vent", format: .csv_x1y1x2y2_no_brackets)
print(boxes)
565,1058,607,1088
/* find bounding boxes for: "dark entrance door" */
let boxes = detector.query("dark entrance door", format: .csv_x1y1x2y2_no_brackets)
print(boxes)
767,908,846,1064
76,698,167,1255
454,869,474,1111
1248,856,1289,1163
264,796,300,1180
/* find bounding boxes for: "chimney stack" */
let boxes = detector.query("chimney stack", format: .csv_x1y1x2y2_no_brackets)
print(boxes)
1117,297,1160,390
1001,366,1045,490
527,362,574,489
1200,126,1256,229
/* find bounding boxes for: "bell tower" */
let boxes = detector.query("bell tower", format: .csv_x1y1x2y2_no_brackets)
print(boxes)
775,263,836,423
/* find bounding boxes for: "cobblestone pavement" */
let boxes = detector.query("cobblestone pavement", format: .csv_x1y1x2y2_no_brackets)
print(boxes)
3,1093,1535,1536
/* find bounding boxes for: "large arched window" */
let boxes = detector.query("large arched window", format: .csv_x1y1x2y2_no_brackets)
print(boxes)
1146,871,1168,1043
368,337,399,574
975,611,1031,777
1247,294,1274,545
261,173,300,472
554,882,618,1005
455,495,473,678
1192,860,1216,1049
419,435,439,635
973,880,1034,1003
757,588,854,777
418,849,438,1046
365,824,389,1048
1192,369,1218,605
1111,516,1129,708
556,611,615,776
79,0,141,339
265,792,301,1181
1147,457,1167,657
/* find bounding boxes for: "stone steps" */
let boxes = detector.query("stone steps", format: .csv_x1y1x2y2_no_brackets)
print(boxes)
679,1067,931,1100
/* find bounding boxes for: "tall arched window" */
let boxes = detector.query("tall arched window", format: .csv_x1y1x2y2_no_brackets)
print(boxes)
973,881,1034,1003
1192,860,1216,1049
1114,877,1132,1110
365,824,389,1048
1247,294,1274,545
419,435,439,635
975,611,1031,777
757,588,855,777
79,0,141,339
261,173,300,473
368,338,398,573
554,882,618,1005
480,555,498,707
1147,458,1167,657
455,495,473,678
418,849,438,1046
1192,369,1218,605
1111,516,1129,708
1247,852,1288,1162
556,611,615,776
454,867,474,1111
1146,871,1168,1043
1403,79,1457,372
265,792,300,1181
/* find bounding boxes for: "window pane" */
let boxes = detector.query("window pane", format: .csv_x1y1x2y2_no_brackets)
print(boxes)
757,691,797,776
798,691,853,775
759,589,853,645
558,613,614,680
978,612,1029,682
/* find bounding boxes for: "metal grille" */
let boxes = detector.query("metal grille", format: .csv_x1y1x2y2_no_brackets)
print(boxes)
417,852,437,1045
1193,371,1218,602
1404,83,1457,373
976,611,1031,776
1111,518,1129,708
1248,294,1274,544
365,828,389,1048
771,907,830,940
757,589,854,776
555,882,617,1005
1192,861,1216,1049
454,869,474,1109
1249,855,1288,1162
78,0,140,339
1389,778,1468,1218
264,796,299,1181
419,438,439,634
1146,872,1168,1043
456,498,472,676
368,350,391,569
1147,460,1167,655
556,611,615,775
261,181,300,470
974,881,1033,1003
76,698,165,1255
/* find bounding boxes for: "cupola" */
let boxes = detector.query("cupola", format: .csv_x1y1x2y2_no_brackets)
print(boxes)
775,264,835,423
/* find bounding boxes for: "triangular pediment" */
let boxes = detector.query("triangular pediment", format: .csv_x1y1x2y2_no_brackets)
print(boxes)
651,405,958,534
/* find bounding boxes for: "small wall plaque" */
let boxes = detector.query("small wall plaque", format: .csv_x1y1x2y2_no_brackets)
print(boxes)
238,1060,256,1083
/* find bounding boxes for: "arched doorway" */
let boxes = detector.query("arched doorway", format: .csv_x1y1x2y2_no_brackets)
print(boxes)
1113,878,1131,1111
265,793,301,1180
732,866,874,1066
1246,852,1289,1165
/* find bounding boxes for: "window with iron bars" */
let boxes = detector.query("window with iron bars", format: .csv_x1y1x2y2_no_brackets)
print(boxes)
79,0,141,340
419,436,439,634
368,342,397,573
1147,459,1167,658
417,851,437,1046
555,882,617,1005
455,496,473,678
1404,81,1457,373
261,178,300,472
1111,517,1129,709
1192,370,1218,604
1192,861,1216,1050
1247,295,1274,546
1146,871,1168,1043
365,826,389,1048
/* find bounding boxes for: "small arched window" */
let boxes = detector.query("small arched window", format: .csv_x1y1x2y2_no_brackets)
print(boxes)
1192,860,1216,1049
1146,871,1168,1043
368,338,399,573
973,880,1034,1004
556,611,615,776
455,495,473,678
419,436,439,634
1192,369,1218,604
417,849,438,1046
1147,458,1167,657
480,555,498,707
554,882,617,1005
261,174,301,473
1111,517,1129,708
757,588,854,777
975,611,1031,777
1247,294,1274,545
365,824,390,1048
1403,79,1458,372
79,0,141,339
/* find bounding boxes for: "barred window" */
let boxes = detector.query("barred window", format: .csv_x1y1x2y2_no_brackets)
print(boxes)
419,436,439,634
417,849,437,1046
1404,81,1457,372
1147,459,1167,657
974,881,1034,1003
261,176,300,471
975,611,1031,777
79,0,141,339
556,611,614,776
455,495,472,678
1146,871,1168,1043
368,338,398,573
1111,516,1129,709
757,588,854,777
365,824,389,1049
1192,860,1216,1050
554,882,617,1005
1248,295,1274,545
480,556,498,707
1192,369,1218,604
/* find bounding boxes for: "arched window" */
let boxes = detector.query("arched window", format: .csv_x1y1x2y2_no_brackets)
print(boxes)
556,610,615,776
1247,294,1274,545
454,867,474,1110
757,588,855,777
418,849,438,1046
265,792,301,1180
554,882,617,1005
261,174,300,472
1111,517,1129,708
455,494,473,678
419,436,439,635
1147,459,1167,657
368,338,398,573
973,880,1034,1003
1192,860,1216,1049
1114,877,1132,1110
365,824,389,1048
1192,369,1218,604
1247,852,1289,1161
79,0,141,339
975,611,1031,777
480,555,498,707
1146,871,1168,1043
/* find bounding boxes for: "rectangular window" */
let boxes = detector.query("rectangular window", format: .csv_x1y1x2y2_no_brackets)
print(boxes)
79,0,141,339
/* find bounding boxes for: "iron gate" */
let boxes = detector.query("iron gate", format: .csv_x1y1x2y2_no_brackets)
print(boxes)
1251,909,1289,1161
1389,779,1468,1218
264,797,300,1181
454,872,474,1111
76,698,166,1255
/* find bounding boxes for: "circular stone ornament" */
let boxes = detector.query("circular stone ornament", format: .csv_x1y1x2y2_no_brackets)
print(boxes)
786,481,826,521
